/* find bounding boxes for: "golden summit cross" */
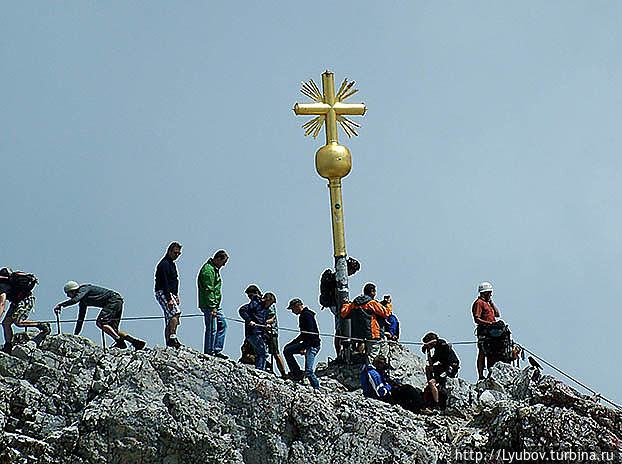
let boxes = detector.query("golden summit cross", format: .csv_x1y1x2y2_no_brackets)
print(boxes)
293,70,367,143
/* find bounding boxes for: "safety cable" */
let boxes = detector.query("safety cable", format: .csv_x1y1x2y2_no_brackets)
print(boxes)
42,311,476,346
35,310,621,410
521,346,622,411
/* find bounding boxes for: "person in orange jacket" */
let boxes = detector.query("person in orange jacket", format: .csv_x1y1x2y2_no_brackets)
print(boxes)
341,283,392,362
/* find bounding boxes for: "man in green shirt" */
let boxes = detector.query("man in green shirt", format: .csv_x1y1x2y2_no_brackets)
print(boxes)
198,250,228,357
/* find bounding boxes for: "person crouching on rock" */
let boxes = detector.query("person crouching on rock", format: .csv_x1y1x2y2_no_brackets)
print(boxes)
283,298,321,391
361,354,432,414
421,332,459,409
54,281,145,350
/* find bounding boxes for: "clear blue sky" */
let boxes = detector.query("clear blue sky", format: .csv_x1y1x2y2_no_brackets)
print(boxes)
2,2,620,405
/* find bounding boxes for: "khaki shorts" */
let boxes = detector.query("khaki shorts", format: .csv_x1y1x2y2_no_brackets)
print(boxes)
264,331,280,355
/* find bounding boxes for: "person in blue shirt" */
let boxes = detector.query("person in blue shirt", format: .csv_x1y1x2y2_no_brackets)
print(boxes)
361,355,430,414
382,312,400,341
238,285,268,370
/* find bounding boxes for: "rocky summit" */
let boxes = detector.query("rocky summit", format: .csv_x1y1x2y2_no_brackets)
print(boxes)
0,334,620,464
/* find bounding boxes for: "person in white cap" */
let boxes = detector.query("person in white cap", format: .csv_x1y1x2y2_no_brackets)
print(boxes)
471,281,500,380
54,281,145,350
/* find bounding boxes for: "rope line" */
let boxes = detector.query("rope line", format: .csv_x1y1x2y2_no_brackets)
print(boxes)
37,310,621,410
521,346,622,411
44,311,476,346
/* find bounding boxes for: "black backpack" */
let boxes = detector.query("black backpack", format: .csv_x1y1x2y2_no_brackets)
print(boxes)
8,271,38,296
478,320,514,364
319,269,336,308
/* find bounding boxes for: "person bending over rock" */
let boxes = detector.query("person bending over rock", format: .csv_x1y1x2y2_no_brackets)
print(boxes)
54,281,145,350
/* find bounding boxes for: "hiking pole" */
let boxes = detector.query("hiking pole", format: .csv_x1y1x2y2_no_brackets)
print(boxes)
55,310,61,334
101,328,106,353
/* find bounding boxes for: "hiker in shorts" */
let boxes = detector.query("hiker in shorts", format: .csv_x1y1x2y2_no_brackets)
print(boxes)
472,281,500,380
54,281,145,350
263,292,286,378
155,242,183,348
0,268,50,354
319,257,360,360
422,332,459,407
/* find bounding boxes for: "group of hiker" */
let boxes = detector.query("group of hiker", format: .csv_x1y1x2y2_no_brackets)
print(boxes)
0,242,514,413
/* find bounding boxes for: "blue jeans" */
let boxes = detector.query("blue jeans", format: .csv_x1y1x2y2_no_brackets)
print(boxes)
247,333,267,370
283,341,320,390
201,308,227,354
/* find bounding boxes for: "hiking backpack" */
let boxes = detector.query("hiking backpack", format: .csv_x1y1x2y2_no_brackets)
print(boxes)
8,271,38,296
478,320,515,365
319,269,336,308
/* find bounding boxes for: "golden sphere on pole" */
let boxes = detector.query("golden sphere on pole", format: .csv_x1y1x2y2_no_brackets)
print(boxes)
315,142,352,179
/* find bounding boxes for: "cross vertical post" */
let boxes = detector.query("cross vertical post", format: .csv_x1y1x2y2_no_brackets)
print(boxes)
293,70,367,363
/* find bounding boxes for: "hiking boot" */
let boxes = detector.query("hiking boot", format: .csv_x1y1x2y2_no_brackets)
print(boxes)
288,371,304,382
419,408,435,415
130,339,146,350
112,338,127,349
213,352,228,359
166,336,181,348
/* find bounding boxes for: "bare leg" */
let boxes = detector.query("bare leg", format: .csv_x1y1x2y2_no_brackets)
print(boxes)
274,353,286,376
167,315,179,340
428,379,439,403
2,317,13,344
96,320,120,340
14,319,40,328
0,294,6,321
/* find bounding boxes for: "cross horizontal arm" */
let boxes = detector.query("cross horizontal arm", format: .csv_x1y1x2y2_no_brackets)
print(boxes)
293,103,331,115
333,103,367,116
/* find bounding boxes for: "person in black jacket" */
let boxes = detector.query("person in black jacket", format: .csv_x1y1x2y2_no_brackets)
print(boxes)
283,298,321,390
155,242,182,347
318,257,360,359
422,332,460,407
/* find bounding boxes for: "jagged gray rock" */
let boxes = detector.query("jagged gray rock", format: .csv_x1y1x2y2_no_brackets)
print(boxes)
0,334,620,463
